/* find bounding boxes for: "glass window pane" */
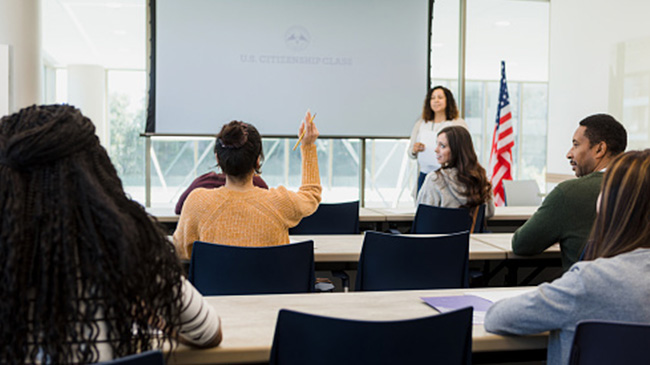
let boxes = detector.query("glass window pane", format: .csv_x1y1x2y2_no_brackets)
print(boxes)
107,70,147,202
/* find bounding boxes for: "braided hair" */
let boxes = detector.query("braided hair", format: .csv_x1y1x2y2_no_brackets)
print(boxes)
0,105,185,363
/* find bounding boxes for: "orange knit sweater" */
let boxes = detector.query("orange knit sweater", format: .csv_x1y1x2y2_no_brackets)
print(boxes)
172,144,321,259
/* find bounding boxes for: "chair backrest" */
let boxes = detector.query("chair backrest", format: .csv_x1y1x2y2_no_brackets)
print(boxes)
289,201,360,234
188,240,315,295
471,204,487,233
411,204,481,234
269,307,472,365
104,350,164,365
503,179,542,206
569,320,650,365
355,231,469,291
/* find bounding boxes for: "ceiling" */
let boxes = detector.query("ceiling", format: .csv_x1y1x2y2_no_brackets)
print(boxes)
42,0,549,81
43,0,146,69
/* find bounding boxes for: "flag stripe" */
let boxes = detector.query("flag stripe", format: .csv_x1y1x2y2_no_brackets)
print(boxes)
489,61,514,207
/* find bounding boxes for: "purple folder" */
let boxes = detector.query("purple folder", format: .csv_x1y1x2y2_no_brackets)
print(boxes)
421,295,494,324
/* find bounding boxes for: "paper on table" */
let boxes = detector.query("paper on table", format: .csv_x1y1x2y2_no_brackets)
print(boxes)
421,295,493,324
471,288,535,304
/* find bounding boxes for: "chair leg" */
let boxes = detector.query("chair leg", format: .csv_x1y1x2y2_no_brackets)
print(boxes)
332,270,350,292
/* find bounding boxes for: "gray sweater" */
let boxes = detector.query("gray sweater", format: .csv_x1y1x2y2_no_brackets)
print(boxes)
484,248,650,365
416,167,495,218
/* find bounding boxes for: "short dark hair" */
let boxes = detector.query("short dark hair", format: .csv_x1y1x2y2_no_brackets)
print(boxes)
579,114,627,156
214,120,264,178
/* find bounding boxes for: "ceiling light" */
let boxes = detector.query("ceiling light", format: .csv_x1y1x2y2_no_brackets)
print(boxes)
113,30,127,36
495,21,511,27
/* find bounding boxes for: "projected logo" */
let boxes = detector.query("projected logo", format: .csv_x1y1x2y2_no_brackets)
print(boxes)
285,26,310,51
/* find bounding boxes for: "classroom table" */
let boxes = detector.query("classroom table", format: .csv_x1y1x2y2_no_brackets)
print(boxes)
168,233,514,264
148,205,539,233
364,205,538,222
472,233,562,286
170,233,560,287
165,288,547,364
366,205,539,232
148,207,385,223
297,233,509,262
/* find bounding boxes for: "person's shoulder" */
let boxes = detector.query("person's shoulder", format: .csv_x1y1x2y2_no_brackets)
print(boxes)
555,171,603,194
435,167,459,181
187,186,222,202
450,118,468,127
413,118,426,127
591,248,650,268
188,172,226,190
425,169,444,183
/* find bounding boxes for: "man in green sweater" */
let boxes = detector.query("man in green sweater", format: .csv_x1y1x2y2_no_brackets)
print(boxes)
511,114,627,270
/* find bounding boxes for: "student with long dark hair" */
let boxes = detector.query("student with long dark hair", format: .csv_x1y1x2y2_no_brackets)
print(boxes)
173,112,321,259
485,150,650,365
416,125,494,217
0,105,222,363
408,86,469,193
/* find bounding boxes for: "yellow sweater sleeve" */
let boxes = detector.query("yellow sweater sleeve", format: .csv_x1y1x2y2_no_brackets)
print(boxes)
267,143,322,228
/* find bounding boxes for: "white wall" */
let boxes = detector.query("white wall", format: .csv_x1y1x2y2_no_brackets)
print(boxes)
0,0,42,112
547,0,650,174
67,64,107,144
0,44,8,117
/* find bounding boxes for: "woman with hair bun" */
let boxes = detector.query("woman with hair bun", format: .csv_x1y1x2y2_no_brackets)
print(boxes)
173,112,321,259
0,105,222,363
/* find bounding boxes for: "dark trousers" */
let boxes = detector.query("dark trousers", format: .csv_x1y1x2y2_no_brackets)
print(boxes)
417,172,427,194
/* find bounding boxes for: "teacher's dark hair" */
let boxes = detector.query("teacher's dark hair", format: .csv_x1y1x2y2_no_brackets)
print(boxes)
437,125,492,209
0,104,185,363
421,85,459,122
214,120,264,180
584,149,650,260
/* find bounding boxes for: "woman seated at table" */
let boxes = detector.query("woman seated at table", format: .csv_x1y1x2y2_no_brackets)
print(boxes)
173,112,321,260
484,149,650,365
416,125,494,218
0,105,222,363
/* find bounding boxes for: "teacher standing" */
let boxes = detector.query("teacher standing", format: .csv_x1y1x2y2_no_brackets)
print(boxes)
408,86,469,193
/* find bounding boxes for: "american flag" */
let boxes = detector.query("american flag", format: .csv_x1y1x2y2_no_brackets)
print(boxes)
489,61,514,206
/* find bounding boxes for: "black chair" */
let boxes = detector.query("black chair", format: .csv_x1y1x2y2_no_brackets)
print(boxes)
411,204,487,234
355,231,469,291
269,307,472,365
102,350,164,364
289,201,360,291
411,204,471,234
569,320,650,365
289,201,360,234
188,240,315,295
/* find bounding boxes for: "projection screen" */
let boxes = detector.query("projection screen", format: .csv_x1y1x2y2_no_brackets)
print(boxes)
151,0,431,137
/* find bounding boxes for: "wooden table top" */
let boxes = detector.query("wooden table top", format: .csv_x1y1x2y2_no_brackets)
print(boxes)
365,205,539,222
148,205,539,224
165,288,547,364
472,233,561,259
149,206,388,223
295,234,508,262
